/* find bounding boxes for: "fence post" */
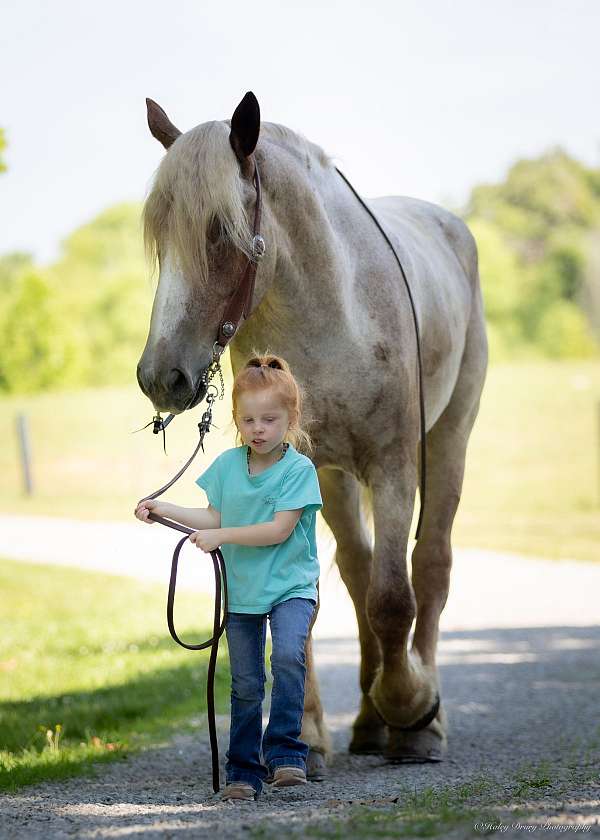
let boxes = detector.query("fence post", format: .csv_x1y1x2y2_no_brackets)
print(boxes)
16,413,33,496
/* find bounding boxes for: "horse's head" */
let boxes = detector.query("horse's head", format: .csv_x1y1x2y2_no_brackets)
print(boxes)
137,92,271,413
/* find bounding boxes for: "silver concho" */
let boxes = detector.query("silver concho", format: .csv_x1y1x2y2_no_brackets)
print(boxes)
252,234,266,261
221,321,236,338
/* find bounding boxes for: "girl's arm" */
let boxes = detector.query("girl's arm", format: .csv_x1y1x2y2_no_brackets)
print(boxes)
166,503,221,530
135,500,220,530
219,522,285,547
219,511,302,547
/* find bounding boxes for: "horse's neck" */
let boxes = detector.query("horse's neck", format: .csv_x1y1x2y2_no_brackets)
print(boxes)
252,156,364,343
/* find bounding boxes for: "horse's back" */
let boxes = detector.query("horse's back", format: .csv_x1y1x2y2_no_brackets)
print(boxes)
368,195,478,289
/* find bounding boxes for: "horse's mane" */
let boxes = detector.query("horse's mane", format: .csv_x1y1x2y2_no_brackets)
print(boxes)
142,119,332,284
260,122,332,169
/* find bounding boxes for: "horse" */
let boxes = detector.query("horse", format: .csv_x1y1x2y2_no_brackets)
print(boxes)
136,91,488,775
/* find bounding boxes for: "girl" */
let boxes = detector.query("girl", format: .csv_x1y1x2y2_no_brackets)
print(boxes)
135,353,322,801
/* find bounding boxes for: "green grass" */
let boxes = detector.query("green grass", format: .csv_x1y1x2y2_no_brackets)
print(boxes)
451,359,600,562
247,775,508,839
0,558,230,791
1,359,599,562
250,747,599,839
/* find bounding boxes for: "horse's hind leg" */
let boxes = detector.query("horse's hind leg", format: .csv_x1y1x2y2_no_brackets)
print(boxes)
387,295,488,762
316,466,386,754
300,592,331,780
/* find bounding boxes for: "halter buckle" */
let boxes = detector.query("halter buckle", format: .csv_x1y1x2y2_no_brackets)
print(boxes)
251,234,266,261
212,341,226,361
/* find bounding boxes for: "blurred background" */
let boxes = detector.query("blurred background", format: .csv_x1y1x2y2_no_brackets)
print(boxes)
1,0,599,793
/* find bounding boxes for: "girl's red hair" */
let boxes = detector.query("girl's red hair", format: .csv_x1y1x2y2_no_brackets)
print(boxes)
232,350,315,456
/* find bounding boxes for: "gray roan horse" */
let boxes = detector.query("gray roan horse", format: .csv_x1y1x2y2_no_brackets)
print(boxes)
137,91,488,774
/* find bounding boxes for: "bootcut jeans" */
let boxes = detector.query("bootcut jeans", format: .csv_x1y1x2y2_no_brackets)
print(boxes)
224,596,316,795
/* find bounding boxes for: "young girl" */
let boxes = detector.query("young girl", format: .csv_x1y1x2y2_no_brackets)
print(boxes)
135,353,322,801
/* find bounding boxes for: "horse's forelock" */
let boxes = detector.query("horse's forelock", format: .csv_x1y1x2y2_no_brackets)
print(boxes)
142,120,254,284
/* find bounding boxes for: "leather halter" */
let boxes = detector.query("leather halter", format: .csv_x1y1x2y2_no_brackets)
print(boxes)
212,156,265,360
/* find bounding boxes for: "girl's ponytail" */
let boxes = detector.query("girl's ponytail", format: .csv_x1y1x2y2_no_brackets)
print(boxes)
244,354,288,372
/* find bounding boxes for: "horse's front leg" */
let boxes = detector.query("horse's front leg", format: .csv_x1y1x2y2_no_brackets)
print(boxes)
367,454,442,757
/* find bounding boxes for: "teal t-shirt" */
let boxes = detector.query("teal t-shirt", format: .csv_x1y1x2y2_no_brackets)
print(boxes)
195,443,323,613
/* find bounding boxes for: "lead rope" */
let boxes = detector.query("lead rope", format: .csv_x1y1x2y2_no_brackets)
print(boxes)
334,167,426,541
137,358,227,793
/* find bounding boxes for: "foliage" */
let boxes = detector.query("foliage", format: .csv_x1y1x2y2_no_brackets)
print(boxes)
465,146,600,360
535,299,598,357
0,204,152,394
0,269,83,392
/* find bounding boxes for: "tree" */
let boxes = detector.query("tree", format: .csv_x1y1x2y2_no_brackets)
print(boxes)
0,269,82,393
465,147,600,359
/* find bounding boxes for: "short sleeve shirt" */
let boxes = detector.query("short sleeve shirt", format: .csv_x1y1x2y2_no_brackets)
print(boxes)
195,443,322,613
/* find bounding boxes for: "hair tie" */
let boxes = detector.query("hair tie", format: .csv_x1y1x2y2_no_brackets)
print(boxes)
246,358,281,370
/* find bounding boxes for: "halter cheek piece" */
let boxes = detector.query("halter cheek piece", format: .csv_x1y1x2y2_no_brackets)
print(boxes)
214,159,265,358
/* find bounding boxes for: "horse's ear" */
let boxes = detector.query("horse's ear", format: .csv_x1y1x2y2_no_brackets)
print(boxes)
146,98,182,149
229,91,260,163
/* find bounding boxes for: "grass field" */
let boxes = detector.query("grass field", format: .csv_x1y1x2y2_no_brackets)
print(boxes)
0,558,230,791
0,359,599,562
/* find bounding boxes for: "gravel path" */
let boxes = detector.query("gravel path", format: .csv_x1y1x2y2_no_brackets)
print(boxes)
1,516,599,837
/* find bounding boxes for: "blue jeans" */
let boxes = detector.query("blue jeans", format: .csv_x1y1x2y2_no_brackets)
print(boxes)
224,596,316,795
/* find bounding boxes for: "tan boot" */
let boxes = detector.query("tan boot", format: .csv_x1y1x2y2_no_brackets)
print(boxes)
220,782,257,801
270,766,308,787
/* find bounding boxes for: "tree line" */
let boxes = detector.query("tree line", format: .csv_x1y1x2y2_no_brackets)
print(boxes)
465,146,600,361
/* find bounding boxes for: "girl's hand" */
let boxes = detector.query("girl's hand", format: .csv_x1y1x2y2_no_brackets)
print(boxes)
134,499,160,523
189,529,222,552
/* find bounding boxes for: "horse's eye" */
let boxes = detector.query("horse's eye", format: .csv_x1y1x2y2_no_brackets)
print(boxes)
207,217,222,245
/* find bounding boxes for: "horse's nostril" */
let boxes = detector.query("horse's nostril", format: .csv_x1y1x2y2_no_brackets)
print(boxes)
166,368,188,393
136,361,197,410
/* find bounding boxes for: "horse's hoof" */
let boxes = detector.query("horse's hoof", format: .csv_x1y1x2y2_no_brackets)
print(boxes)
349,726,387,755
384,726,445,763
306,748,327,781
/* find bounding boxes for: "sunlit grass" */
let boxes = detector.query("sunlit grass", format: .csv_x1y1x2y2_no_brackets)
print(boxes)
450,360,600,562
0,558,230,791
0,359,599,562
